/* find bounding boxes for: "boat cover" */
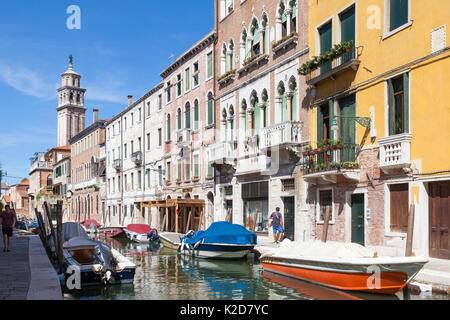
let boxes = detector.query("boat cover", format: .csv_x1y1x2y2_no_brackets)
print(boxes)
126,224,152,234
80,219,101,228
183,222,257,245
62,222,89,243
63,236,98,249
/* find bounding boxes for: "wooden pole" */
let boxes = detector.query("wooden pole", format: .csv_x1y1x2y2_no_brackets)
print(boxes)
405,204,415,257
186,208,192,233
165,207,169,231
156,206,160,231
321,206,331,243
175,204,179,233
56,201,64,274
44,202,58,254
35,208,52,258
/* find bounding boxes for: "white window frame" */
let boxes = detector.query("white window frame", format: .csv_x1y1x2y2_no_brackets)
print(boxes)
382,0,412,40
335,1,357,47
206,51,214,81
185,67,191,93
192,61,200,89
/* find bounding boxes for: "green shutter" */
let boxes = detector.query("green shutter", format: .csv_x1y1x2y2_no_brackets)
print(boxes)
340,6,355,43
254,99,260,135
292,1,297,19
185,108,190,129
177,111,181,130
253,24,260,45
207,53,213,78
282,10,287,23
194,105,199,130
339,95,356,162
390,0,408,31
208,100,213,125
292,90,298,121
388,79,395,136
282,94,288,122
167,117,171,141
403,72,409,133
317,105,324,145
319,22,333,74
245,111,249,138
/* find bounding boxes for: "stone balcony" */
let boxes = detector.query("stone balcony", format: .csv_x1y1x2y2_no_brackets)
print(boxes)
260,121,302,151
378,133,413,173
208,140,237,167
238,53,269,75
113,159,121,171
131,151,143,166
176,128,192,148
235,154,271,176
29,161,51,174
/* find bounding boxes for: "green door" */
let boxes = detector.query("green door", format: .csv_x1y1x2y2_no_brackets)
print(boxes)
351,194,365,246
319,21,332,74
340,6,355,64
339,94,356,162
283,197,295,241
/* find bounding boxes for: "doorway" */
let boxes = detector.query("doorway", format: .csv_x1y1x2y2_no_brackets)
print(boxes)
283,197,295,241
351,193,365,246
429,181,450,259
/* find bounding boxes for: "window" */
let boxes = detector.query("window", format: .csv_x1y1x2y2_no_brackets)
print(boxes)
138,108,142,122
319,21,333,74
147,102,151,116
131,173,134,191
177,74,182,97
207,93,214,125
131,113,134,127
388,0,409,32
158,94,162,110
124,117,127,130
159,128,162,146
131,140,134,154
193,155,199,178
185,160,191,181
113,177,115,193
166,161,171,181
185,103,191,129
193,62,199,87
291,1,297,33
118,176,121,192
177,108,182,130
146,169,151,188
166,114,171,141
124,144,127,159
388,73,409,135
207,52,213,79
185,67,190,92
389,184,409,232
318,190,333,222
194,100,199,130
208,163,214,177
158,166,162,186
138,170,142,190
220,0,234,20
147,133,151,150
138,137,142,151
177,160,182,180
166,82,172,102
124,174,127,191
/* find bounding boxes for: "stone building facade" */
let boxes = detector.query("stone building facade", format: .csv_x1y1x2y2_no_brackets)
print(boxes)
210,0,310,241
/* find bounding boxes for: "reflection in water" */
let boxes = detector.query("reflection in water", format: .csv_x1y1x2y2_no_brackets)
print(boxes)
63,238,450,301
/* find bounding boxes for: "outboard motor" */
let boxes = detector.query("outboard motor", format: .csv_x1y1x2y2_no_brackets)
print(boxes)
95,243,118,285
185,230,195,239
148,229,159,243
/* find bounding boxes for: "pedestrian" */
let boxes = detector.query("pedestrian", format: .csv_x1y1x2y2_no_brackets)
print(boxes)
268,207,284,244
0,205,17,252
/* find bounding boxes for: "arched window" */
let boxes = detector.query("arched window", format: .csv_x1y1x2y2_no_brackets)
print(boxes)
250,91,260,135
240,28,248,65
177,108,182,130
228,39,235,71
221,43,228,75
278,82,287,122
229,105,235,141
185,102,191,129
194,99,199,130
47,174,53,187
261,89,269,127
207,92,214,126
249,18,261,58
166,114,171,141
261,13,269,54
290,0,298,33
288,76,298,121
241,99,249,138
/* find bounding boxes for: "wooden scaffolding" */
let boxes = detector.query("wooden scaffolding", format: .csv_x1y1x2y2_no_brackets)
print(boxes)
140,199,206,233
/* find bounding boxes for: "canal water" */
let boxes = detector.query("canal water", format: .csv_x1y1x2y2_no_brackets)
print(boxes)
63,237,449,301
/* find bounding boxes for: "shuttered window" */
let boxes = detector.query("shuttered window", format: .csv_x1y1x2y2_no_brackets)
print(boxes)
193,155,199,178
319,21,333,74
194,101,199,130
207,52,213,79
388,73,409,135
185,68,190,92
208,99,214,125
390,0,409,31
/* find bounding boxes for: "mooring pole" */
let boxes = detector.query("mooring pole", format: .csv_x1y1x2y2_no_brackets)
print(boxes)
405,204,415,257
44,202,58,255
321,206,331,243
56,201,65,274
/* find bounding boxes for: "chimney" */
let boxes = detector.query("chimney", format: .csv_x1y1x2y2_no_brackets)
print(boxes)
93,109,99,123
128,95,133,106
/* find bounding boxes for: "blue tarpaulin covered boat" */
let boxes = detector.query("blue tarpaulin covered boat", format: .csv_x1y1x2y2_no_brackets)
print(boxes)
178,222,257,259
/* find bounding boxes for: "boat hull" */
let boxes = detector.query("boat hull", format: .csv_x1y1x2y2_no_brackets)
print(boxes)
124,229,151,243
180,243,254,260
261,256,428,295
159,232,183,251
99,227,126,238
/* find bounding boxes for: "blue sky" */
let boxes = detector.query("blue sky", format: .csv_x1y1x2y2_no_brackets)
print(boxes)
0,0,214,186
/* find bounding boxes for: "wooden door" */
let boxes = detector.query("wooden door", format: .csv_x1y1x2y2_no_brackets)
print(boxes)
390,184,409,233
429,181,450,259
351,194,365,246
283,197,295,241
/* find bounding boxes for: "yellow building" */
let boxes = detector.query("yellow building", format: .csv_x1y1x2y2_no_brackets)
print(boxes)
302,0,450,259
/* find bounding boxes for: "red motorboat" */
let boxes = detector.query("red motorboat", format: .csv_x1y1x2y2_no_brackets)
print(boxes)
80,220,101,233
98,227,126,238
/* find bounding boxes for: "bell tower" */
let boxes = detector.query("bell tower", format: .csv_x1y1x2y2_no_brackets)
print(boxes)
57,55,87,147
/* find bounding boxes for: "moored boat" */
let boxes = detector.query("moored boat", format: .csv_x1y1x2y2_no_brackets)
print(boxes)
178,222,257,259
80,220,101,234
159,232,185,251
260,240,428,295
98,227,126,238
62,223,136,287
124,224,158,243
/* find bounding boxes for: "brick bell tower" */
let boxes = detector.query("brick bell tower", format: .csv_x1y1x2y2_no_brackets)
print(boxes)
57,55,87,147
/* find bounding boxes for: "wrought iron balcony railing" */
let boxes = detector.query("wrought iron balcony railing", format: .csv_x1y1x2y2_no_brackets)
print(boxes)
302,143,360,175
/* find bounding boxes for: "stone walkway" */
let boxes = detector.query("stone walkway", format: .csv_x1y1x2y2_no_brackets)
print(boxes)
0,231,62,300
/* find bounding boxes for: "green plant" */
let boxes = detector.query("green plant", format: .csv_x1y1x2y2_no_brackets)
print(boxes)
272,31,297,49
243,53,262,67
304,145,312,151
341,162,358,169
217,69,236,82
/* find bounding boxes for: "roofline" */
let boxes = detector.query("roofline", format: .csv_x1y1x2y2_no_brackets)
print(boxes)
69,120,108,144
106,82,165,125
160,30,216,79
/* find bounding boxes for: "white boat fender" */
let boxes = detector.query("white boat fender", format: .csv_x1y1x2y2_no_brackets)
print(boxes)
194,239,203,249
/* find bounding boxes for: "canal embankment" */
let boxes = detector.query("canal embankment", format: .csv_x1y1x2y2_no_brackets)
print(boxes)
0,230,62,300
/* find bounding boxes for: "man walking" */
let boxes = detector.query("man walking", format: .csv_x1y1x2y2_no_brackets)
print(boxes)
268,207,284,244
0,205,17,252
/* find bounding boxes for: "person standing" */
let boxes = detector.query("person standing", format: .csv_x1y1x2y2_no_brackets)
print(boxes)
0,205,17,252
268,207,284,244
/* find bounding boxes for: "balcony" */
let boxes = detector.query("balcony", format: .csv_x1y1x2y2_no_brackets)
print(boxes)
235,154,271,176
29,161,51,174
260,121,303,151
113,159,121,171
208,140,237,167
306,46,360,86
272,33,298,54
238,53,269,75
176,128,192,148
378,133,412,173
131,151,143,166
217,70,236,86
302,143,360,184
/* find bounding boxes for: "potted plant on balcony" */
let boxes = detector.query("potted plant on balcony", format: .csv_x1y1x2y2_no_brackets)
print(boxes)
341,162,358,170
302,145,312,156
336,138,344,149
330,162,340,170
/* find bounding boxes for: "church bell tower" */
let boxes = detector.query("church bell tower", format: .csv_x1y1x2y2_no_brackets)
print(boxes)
57,55,87,147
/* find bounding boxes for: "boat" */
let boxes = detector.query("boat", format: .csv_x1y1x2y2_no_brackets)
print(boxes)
124,224,159,243
178,222,257,259
159,232,185,251
260,240,428,295
62,222,136,287
80,220,101,234
98,227,126,239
